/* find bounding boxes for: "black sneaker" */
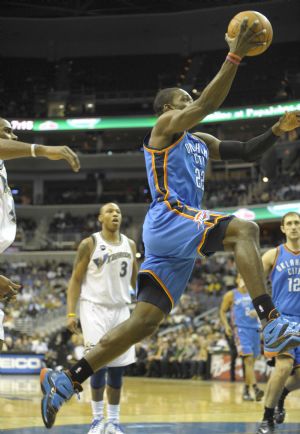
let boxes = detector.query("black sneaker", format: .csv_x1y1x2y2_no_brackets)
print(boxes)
255,388,264,402
256,420,275,434
274,406,286,424
243,387,254,401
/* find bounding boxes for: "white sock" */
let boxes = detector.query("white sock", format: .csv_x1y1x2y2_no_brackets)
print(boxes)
91,400,104,421
107,404,120,424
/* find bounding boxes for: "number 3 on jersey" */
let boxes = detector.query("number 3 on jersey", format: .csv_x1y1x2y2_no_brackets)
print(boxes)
195,168,204,190
120,261,128,277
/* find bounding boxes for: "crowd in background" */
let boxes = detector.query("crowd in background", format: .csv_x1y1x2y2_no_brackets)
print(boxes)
0,255,234,379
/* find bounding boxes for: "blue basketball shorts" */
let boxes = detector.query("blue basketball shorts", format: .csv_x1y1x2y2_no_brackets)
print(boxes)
137,201,234,310
234,326,261,358
281,314,300,367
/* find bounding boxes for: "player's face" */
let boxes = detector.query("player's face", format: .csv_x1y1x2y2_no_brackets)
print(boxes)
281,214,300,241
0,120,18,140
99,203,122,232
171,89,193,110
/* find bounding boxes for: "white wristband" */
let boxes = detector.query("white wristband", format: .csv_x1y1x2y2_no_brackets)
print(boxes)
31,144,37,158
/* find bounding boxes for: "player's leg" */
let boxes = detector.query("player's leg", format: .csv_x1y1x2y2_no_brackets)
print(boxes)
243,355,255,401
87,368,106,434
41,299,166,428
275,349,300,424
256,355,293,434
104,367,125,434
220,217,300,356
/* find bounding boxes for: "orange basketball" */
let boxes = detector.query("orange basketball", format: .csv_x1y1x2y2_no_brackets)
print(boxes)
227,10,273,56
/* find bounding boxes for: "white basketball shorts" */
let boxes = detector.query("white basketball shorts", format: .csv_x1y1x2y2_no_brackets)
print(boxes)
79,300,136,367
0,309,4,341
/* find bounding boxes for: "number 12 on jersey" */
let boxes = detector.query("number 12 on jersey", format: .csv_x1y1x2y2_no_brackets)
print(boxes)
288,277,300,292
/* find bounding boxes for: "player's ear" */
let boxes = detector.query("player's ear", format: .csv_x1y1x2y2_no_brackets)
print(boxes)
98,214,103,224
280,225,285,235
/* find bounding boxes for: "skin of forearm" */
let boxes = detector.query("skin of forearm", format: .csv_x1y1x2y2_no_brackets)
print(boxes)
0,139,48,160
67,277,82,314
220,310,230,330
195,61,238,115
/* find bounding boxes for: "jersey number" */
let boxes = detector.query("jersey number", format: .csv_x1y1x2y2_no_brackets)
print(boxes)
194,168,204,190
120,261,128,277
288,277,300,292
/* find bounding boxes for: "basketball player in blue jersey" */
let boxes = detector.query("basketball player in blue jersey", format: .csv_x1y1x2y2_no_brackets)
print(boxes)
220,274,264,401
256,212,300,434
40,19,300,429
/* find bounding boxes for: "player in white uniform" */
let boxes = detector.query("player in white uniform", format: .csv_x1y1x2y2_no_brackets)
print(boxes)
0,117,80,350
67,202,138,434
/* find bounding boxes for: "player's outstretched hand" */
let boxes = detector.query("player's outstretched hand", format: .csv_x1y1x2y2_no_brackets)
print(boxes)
0,275,21,302
276,110,300,132
225,17,267,58
42,146,80,172
67,317,80,335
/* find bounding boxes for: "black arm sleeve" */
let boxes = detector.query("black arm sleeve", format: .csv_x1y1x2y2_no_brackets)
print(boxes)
219,128,279,162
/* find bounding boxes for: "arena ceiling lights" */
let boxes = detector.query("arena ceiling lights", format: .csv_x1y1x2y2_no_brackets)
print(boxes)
10,100,300,132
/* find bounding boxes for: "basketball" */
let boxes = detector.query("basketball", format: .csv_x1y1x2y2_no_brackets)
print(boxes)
227,10,273,56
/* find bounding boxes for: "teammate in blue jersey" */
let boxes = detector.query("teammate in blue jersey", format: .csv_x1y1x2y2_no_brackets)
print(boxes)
256,212,300,434
41,19,300,429
220,274,264,401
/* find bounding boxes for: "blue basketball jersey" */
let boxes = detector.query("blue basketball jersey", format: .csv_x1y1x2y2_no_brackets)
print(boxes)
270,244,300,316
231,289,260,329
144,132,208,209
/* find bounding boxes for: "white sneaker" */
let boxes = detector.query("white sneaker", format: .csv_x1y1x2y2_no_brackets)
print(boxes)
104,422,125,434
87,418,105,434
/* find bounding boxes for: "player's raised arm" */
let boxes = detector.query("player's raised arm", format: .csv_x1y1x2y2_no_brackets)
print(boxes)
0,139,80,172
194,110,300,161
67,237,93,334
153,19,266,137
220,290,234,337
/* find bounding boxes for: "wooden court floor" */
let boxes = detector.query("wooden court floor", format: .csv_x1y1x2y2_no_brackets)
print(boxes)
0,376,300,433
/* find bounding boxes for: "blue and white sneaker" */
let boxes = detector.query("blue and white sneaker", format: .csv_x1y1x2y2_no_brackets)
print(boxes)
263,316,300,357
104,422,125,434
87,417,105,434
40,368,82,429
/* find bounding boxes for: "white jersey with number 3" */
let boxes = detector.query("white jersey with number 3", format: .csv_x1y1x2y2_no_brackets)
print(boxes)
80,232,133,306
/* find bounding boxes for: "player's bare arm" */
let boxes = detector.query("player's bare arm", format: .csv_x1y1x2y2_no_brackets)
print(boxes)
67,237,94,334
194,110,300,161
0,139,80,172
220,290,234,336
262,248,278,278
128,238,138,289
150,19,266,149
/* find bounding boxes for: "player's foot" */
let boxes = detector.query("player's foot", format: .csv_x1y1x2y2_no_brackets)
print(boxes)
104,422,125,434
254,387,264,402
274,406,286,424
40,368,82,428
256,420,276,434
88,417,106,434
263,316,300,357
242,386,254,401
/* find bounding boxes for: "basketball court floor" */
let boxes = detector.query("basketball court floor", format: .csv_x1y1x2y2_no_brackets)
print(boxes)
0,376,299,433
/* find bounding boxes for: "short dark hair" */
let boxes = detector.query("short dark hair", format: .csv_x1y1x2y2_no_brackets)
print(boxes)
281,211,300,226
153,87,179,116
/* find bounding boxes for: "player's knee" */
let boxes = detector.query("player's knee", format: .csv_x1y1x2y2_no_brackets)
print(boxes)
276,357,294,375
234,219,259,241
90,368,107,389
107,367,124,389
